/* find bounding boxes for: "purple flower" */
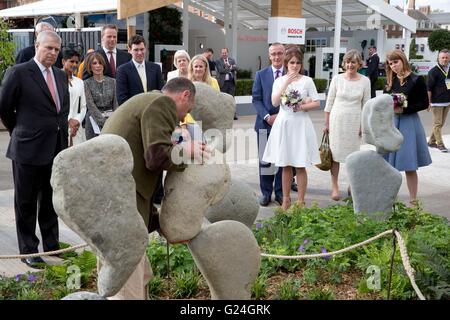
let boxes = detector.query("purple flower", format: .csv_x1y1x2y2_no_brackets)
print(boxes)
27,274,36,282
255,223,262,230
321,246,331,260
15,274,23,282
303,239,310,244
298,245,305,252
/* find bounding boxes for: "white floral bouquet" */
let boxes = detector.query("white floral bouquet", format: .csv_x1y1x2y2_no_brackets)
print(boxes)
281,89,303,112
391,93,408,109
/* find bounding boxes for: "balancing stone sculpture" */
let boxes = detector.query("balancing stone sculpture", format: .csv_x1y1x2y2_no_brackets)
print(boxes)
346,94,404,220
51,134,149,299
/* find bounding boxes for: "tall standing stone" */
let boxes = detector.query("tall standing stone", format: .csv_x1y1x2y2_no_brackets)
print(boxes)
51,134,149,297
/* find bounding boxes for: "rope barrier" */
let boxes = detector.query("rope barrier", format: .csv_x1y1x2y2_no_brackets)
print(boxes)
261,228,426,300
0,228,426,300
0,243,88,259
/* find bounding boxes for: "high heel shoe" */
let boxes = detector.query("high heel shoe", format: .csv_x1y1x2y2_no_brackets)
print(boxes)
331,190,340,201
281,197,291,211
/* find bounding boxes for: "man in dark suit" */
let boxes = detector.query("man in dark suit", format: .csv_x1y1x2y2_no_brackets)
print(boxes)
82,24,131,80
367,46,379,98
15,21,63,68
216,48,238,119
116,34,163,105
252,43,285,207
203,48,216,76
0,30,69,269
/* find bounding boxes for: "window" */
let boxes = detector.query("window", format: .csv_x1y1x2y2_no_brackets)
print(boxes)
305,38,327,53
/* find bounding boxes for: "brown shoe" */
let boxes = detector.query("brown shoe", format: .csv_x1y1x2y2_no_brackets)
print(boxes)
437,145,448,153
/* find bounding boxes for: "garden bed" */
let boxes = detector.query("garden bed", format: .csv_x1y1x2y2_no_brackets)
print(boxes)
1,201,448,300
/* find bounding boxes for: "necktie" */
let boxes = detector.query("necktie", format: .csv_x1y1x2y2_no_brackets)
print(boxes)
109,51,116,77
275,69,281,79
138,64,147,92
46,68,59,113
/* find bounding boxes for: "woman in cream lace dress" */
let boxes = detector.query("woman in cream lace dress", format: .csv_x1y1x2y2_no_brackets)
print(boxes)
324,49,371,201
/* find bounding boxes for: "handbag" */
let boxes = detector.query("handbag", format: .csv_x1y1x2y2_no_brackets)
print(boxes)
316,131,333,171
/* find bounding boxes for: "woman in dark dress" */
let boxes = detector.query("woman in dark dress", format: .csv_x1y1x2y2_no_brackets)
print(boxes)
383,50,432,206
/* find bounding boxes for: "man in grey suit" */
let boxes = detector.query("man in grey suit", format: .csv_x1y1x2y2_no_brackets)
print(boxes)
0,31,69,268
216,48,237,96
216,48,238,119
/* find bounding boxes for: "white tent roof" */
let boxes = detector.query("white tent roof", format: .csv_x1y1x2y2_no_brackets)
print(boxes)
0,0,416,33
0,0,116,17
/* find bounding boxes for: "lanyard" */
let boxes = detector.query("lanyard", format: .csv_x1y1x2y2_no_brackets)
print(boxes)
437,64,449,78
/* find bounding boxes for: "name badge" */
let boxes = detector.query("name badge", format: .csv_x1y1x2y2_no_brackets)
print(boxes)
446,79,450,90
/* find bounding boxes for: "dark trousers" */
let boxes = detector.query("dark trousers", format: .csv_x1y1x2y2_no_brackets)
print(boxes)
12,161,59,254
220,80,236,97
370,77,377,98
257,129,282,199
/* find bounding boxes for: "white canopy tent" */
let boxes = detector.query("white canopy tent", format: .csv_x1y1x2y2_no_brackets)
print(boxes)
0,0,417,76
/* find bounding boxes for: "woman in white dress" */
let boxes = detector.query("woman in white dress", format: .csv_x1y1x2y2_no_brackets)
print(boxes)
62,49,86,146
167,49,190,81
263,47,321,210
324,49,371,201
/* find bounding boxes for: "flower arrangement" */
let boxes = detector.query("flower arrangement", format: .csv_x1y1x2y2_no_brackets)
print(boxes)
391,93,408,109
281,89,303,112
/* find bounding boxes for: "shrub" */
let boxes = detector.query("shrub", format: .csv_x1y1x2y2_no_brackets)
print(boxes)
313,78,327,93
277,278,301,300
172,270,202,298
236,79,254,96
237,68,252,79
251,273,268,300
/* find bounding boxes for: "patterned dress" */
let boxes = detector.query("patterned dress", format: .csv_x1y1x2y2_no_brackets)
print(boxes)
84,76,118,140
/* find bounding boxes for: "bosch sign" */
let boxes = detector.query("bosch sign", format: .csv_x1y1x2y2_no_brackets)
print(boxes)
288,28,303,34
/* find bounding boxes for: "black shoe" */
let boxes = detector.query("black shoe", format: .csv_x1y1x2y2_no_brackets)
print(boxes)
291,180,298,192
259,196,270,206
274,195,283,206
21,257,46,269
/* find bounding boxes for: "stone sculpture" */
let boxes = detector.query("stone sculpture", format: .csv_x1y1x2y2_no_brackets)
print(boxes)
346,94,404,219
205,178,259,228
51,134,149,298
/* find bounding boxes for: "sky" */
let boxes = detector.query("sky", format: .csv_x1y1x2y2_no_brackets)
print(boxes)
389,0,450,13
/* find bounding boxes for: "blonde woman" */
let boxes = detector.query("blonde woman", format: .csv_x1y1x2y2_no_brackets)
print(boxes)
167,50,190,81
324,49,371,201
188,54,220,91
383,50,431,206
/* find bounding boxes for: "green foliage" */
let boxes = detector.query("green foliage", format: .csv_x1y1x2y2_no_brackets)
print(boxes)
251,273,268,300
236,79,254,96
147,275,165,299
307,288,335,300
172,270,201,298
147,239,197,277
148,7,182,61
376,77,386,91
409,38,418,60
0,19,15,84
428,29,450,52
236,68,252,79
277,278,301,300
312,78,327,93
235,77,327,96
254,202,449,300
